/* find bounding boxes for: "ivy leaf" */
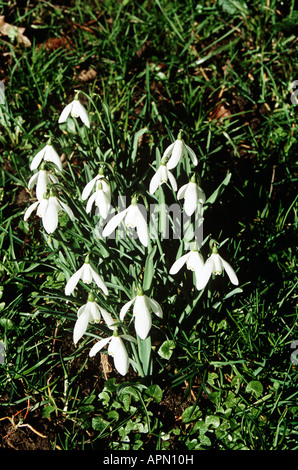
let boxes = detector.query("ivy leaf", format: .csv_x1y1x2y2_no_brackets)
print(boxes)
145,384,163,403
0,317,13,329
205,415,221,429
218,0,249,16
158,340,175,360
246,380,263,398
92,416,110,432
182,405,202,423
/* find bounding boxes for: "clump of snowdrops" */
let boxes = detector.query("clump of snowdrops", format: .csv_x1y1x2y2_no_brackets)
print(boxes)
24,91,240,377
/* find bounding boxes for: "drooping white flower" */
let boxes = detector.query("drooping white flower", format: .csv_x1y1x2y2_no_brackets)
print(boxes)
102,196,149,247
73,292,114,344
149,162,177,195
169,249,205,289
82,171,111,218
196,244,239,290
65,257,108,296
28,168,59,201
177,174,206,216
169,249,205,276
30,142,63,171
89,331,137,376
162,131,198,170
120,290,163,340
24,192,75,234
58,95,90,128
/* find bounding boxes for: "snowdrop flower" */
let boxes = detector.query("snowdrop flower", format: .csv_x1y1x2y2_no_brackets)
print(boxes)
89,330,137,376
177,174,206,216
162,130,198,170
196,243,239,290
28,167,59,201
169,247,205,289
58,94,90,128
120,288,163,340
65,256,108,296
24,191,75,234
73,292,114,344
149,161,177,195
30,141,63,171
169,248,205,276
82,170,111,218
102,195,149,247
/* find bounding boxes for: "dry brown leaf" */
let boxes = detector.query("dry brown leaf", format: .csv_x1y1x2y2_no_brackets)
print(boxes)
100,353,112,380
209,103,231,122
77,69,97,82
0,15,31,47
40,36,73,51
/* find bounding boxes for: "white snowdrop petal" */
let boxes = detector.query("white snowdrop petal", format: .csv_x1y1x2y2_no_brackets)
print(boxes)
146,296,163,318
162,142,175,161
134,207,149,247
89,337,111,357
43,197,59,233
24,201,40,221
120,298,135,321
89,302,102,322
196,258,213,290
77,102,90,127
169,252,190,275
65,266,84,296
35,171,48,201
47,145,63,171
37,198,47,217
149,167,162,195
59,200,76,221
73,309,90,344
160,165,168,183
81,263,93,284
95,190,110,219
177,183,188,200
58,102,72,123
134,296,151,340
70,100,81,118
109,337,129,376
82,176,99,200
184,183,198,216
49,173,59,185
70,100,90,127
211,253,223,275
102,209,128,237
30,147,46,170
90,266,108,296
28,173,38,190
185,144,198,166
166,140,183,169
187,251,204,272
86,192,97,214
167,170,177,192
125,205,138,228
77,303,87,317
99,307,115,328
221,257,239,285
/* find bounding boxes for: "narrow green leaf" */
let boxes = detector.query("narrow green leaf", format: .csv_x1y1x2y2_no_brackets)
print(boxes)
205,172,232,206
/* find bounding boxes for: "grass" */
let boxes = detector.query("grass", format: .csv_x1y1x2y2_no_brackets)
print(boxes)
0,0,297,451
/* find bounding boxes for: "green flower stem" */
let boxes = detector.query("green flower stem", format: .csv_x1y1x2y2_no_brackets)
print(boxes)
130,341,145,378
